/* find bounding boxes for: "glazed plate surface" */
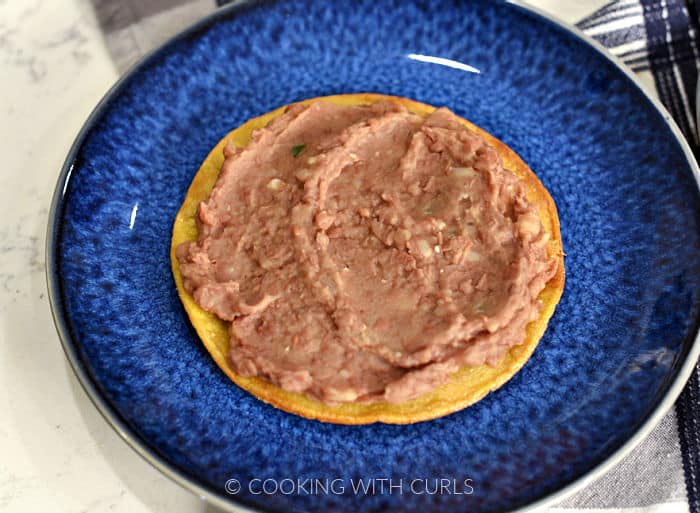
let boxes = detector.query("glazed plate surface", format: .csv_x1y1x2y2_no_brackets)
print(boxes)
47,1,700,512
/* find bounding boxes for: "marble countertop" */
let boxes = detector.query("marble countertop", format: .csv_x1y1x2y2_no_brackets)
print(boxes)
0,0,664,512
0,1,208,511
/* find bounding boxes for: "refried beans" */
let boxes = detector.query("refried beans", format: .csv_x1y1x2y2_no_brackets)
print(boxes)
176,100,558,404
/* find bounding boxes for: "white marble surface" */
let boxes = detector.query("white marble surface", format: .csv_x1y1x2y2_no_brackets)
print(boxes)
0,0,207,511
0,0,674,512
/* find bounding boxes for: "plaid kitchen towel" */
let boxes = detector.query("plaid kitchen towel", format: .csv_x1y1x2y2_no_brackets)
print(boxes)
576,4,700,513
577,0,700,149
89,1,700,511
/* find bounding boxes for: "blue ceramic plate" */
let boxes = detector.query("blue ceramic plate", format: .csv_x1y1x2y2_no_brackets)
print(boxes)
47,1,700,512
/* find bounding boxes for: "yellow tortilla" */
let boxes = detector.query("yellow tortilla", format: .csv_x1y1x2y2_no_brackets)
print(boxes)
171,93,565,424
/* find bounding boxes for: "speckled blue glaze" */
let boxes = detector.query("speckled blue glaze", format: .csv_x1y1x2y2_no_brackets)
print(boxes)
48,1,700,512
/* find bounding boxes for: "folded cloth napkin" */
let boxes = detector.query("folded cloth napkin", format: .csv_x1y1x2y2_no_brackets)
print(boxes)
578,0,700,150
89,1,700,511
573,5,699,512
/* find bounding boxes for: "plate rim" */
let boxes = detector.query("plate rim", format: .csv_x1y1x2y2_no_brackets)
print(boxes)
45,1,700,512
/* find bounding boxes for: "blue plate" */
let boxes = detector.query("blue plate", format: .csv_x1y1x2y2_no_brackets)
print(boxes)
47,1,700,512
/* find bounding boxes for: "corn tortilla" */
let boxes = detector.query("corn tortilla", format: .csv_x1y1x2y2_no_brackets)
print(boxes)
171,93,565,424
